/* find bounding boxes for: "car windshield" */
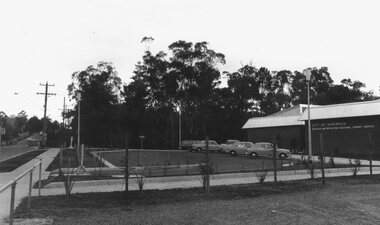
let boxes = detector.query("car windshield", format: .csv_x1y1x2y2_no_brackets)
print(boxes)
257,143,273,148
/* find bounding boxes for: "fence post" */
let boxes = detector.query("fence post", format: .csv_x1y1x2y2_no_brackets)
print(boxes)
9,182,17,225
38,159,42,197
28,169,34,212
320,133,325,185
272,141,277,183
369,131,373,176
186,150,189,175
370,151,373,176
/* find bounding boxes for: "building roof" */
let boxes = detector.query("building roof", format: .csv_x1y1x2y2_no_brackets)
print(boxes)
268,104,319,117
242,105,311,129
299,100,380,121
242,115,305,129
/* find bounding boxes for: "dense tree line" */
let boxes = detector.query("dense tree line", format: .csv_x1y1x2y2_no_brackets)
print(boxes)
0,111,63,146
64,39,377,149
0,111,24,144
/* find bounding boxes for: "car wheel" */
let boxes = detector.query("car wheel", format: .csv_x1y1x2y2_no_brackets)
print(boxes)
218,148,222,153
230,151,237,157
197,148,202,153
250,152,258,158
279,153,287,159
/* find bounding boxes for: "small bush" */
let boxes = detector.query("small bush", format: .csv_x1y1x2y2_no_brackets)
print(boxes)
305,162,317,180
199,162,214,190
134,167,148,195
58,148,76,199
255,161,267,184
329,156,335,168
349,158,361,176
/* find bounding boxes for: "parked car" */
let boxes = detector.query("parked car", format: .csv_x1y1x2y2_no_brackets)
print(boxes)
191,140,221,153
228,141,255,156
246,142,291,159
181,140,200,151
220,139,239,153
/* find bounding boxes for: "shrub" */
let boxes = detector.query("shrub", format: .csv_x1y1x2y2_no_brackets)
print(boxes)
329,156,335,168
349,158,361,176
133,167,148,195
255,161,267,184
199,162,214,190
305,162,317,180
59,159,76,199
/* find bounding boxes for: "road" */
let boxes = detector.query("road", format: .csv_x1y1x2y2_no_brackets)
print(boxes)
0,137,34,163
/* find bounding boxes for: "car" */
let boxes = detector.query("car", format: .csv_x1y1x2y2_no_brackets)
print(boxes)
191,140,221,153
246,142,291,159
181,140,200,151
220,139,239,153
228,141,255,157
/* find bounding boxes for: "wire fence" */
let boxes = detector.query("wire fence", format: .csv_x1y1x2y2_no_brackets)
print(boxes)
87,148,295,177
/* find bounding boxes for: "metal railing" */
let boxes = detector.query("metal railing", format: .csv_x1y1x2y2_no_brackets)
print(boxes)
0,159,42,225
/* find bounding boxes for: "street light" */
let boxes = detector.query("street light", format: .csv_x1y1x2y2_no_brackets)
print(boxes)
177,106,181,150
77,93,81,150
303,68,312,162
76,92,87,173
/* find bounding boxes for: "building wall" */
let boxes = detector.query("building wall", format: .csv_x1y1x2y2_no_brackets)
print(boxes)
245,126,305,152
310,116,380,157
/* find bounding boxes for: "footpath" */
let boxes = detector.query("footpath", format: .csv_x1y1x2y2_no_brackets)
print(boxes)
0,148,60,225
41,164,380,195
1,149,380,224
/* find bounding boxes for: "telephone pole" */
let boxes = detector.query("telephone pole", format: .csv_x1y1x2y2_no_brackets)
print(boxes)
59,97,68,129
37,82,56,148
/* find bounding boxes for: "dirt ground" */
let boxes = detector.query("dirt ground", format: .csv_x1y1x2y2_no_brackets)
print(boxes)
15,176,380,225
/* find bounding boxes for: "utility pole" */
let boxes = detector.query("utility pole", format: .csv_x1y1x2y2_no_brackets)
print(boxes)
59,97,67,129
0,121,3,153
62,97,66,128
272,139,277,183
37,82,56,148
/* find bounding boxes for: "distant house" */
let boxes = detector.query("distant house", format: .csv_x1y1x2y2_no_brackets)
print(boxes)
242,105,315,152
26,133,44,148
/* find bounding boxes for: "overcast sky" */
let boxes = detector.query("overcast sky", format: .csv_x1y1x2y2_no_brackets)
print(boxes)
1,0,379,121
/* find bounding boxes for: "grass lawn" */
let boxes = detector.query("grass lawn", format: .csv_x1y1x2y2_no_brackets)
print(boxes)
46,148,105,171
15,175,380,225
43,149,355,183
98,150,294,172
0,150,46,172
95,150,352,177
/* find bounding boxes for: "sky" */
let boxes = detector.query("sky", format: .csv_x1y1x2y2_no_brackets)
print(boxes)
1,0,379,121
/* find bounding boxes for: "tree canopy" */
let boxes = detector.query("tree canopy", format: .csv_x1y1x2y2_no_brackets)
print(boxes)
60,39,377,149
67,61,123,147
